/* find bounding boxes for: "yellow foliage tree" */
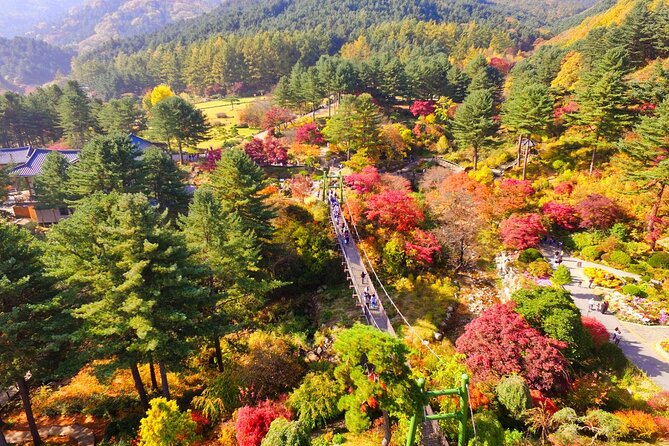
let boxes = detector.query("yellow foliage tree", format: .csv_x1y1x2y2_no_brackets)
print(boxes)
340,35,372,61
138,398,197,446
551,51,585,92
149,84,176,107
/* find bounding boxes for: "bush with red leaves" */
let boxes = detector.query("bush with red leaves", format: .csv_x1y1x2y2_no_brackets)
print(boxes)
404,229,441,265
455,303,570,393
410,100,436,117
581,316,609,347
500,213,546,250
365,189,425,232
235,400,291,446
295,122,325,145
244,136,288,165
553,181,575,196
345,166,382,194
494,179,535,216
542,201,580,230
576,194,622,229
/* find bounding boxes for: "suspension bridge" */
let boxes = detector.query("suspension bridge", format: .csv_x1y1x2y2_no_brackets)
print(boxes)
322,171,473,446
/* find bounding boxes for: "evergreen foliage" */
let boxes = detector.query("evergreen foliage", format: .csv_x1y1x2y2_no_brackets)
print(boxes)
451,89,496,170
149,96,209,163
34,151,71,209
138,397,197,446
142,147,189,221
57,80,97,149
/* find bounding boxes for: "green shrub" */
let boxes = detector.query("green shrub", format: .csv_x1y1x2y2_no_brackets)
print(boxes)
287,372,344,429
103,414,143,442
518,248,543,263
311,437,329,446
581,246,602,261
260,419,310,446
332,433,346,444
527,260,552,278
621,284,646,298
496,375,531,419
571,231,606,250
609,223,628,242
468,411,504,446
628,263,648,275
551,265,572,287
648,251,669,269
138,398,197,446
503,429,524,446
192,369,241,422
605,250,631,268
582,409,628,441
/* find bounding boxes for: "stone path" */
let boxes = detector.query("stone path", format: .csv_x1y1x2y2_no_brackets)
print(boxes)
542,248,669,391
5,424,94,446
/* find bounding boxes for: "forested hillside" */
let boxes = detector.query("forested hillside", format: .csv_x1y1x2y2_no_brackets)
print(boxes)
0,37,73,91
0,0,84,38
26,0,223,51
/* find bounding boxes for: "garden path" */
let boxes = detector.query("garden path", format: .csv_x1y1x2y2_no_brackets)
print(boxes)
4,424,94,446
545,251,669,391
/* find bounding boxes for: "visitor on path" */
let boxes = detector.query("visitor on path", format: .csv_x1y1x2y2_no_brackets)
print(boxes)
601,300,609,314
370,294,379,310
344,234,350,245
588,278,595,288
612,327,622,346
361,271,366,283
588,297,595,311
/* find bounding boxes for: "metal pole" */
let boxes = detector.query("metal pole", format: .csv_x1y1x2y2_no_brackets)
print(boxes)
405,378,425,446
458,374,469,446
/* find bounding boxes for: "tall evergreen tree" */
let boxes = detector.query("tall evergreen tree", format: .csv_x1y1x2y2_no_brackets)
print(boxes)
209,148,276,244
98,97,146,134
180,189,276,371
142,148,189,222
67,134,145,200
149,96,209,164
502,82,554,179
57,81,96,150
34,151,71,209
452,89,496,171
574,48,632,175
44,193,212,406
618,99,669,249
0,223,73,446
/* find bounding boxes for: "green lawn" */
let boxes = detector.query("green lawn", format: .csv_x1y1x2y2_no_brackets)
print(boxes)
194,96,265,149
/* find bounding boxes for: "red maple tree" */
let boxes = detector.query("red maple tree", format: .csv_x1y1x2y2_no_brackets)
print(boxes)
235,400,291,446
404,229,441,265
345,166,382,194
542,201,580,230
500,213,546,249
365,189,425,232
295,122,325,145
455,303,570,393
576,194,622,229
410,100,436,117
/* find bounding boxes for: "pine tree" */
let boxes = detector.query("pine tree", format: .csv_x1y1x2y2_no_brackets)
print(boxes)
44,193,212,406
574,48,632,175
180,189,276,371
34,151,71,209
149,96,209,164
618,99,669,249
67,134,145,200
143,148,189,222
452,89,496,170
502,82,554,179
0,223,72,446
57,81,96,149
209,148,276,244
98,97,145,134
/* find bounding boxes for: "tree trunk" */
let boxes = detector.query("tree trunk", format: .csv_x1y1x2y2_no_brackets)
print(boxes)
17,376,40,446
158,361,170,400
177,140,184,165
382,410,392,446
516,134,523,166
0,415,9,446
214,338,224,373
589,145,597,176
130,363,150,411
522,136,530,180
149,359,159,392
473,146,478,171
648,183,666,251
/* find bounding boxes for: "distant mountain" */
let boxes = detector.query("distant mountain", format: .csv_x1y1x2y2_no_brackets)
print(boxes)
0,37,73,92
26,0,224,51
0,0,85,38
489,0,600,22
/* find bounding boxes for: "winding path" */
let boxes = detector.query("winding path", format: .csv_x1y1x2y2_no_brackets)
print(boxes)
5,424,95,446
543,249,669,391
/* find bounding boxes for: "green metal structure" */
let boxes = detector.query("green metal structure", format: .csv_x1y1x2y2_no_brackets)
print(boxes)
406,374,470,446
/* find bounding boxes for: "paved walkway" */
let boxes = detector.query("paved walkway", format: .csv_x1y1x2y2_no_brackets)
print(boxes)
545,250,669,391
5,424,94,446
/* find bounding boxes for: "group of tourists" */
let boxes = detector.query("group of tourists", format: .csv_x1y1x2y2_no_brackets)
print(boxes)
588,297,609,314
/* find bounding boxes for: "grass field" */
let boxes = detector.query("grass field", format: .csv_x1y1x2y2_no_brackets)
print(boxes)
194,96,265,149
